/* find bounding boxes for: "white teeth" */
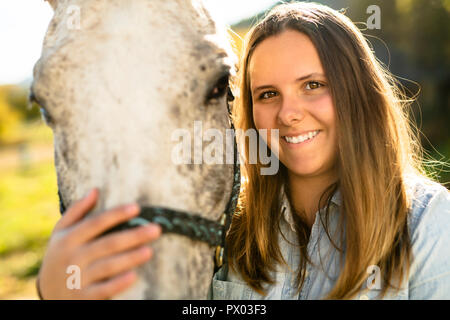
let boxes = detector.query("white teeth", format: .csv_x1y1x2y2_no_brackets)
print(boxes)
284,130,319,144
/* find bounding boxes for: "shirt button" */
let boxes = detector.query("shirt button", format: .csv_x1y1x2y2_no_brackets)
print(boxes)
359,294,369,300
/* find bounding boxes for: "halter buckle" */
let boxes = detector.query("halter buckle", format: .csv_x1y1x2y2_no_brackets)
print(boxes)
215,246,224,268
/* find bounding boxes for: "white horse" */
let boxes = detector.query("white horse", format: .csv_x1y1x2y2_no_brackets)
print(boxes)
32,0,237,299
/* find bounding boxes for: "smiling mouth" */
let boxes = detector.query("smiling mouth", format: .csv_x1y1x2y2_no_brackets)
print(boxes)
282,130,320,144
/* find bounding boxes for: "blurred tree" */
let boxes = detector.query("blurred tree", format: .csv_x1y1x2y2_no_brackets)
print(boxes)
346,0,450,150
0,85,41,147
7,86,40,122
0,85,22,146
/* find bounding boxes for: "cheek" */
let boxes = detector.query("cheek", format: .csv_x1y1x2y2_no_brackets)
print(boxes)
318,97,338,159
252,106,268,130
309,94,336,133
252,105,279,132
252,106,279,149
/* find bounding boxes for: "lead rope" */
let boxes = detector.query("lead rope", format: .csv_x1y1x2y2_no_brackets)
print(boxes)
214,90,240,272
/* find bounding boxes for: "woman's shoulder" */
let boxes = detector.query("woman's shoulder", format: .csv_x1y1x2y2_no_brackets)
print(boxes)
404,174,450,298
404,174,449,232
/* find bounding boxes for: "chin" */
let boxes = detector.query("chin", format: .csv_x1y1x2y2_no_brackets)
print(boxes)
285,162,323,177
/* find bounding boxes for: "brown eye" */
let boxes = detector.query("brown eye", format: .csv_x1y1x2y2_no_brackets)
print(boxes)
259,91,277,100
305,81,323,90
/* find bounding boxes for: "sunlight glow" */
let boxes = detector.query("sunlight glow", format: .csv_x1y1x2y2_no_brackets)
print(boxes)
0,0,277,85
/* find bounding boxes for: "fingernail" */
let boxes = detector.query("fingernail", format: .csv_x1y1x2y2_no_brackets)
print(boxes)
126,204,140,215
85,188,95,198
145,224,161,235
139,246,151,257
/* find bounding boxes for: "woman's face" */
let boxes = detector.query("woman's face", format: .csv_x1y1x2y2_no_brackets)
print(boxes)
249,29,337,179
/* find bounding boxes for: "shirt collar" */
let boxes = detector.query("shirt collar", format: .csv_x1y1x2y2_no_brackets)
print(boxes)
280,185,341,232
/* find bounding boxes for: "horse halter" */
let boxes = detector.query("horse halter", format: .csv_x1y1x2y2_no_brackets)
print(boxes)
57,88,240,272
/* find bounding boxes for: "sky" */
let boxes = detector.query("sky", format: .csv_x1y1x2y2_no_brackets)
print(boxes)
0,0,277,85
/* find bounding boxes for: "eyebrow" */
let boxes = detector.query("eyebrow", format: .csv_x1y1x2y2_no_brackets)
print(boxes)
252,72,326,93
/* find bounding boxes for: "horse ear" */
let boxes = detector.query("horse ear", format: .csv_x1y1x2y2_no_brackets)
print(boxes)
45,0,57,10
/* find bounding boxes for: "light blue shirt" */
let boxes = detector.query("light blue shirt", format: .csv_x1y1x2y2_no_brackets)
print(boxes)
208,175,450,300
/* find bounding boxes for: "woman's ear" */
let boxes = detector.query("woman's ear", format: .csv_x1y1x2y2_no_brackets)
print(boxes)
45,0,57,10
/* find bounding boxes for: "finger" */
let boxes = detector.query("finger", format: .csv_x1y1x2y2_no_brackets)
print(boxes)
84,245,152,286
82,224,161,264
69,204,141,244
85,271,137,300
55,188,99,231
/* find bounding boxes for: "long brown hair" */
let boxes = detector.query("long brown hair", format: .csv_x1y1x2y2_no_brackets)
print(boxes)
227,2,428,299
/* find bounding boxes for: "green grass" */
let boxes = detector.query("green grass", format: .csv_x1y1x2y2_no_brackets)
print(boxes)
0,159,60,299
0,122,59,299
0,160,60,255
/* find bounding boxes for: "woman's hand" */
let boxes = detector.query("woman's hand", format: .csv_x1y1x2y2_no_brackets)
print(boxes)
37,188,161,299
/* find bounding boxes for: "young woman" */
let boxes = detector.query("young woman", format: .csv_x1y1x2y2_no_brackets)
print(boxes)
209,2,450,300
37,2,449,300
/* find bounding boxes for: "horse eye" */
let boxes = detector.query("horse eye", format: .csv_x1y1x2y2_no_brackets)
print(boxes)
29,91,53,125
206,74,229,102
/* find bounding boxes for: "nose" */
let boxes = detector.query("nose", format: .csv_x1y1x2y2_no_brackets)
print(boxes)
277,94,305,127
